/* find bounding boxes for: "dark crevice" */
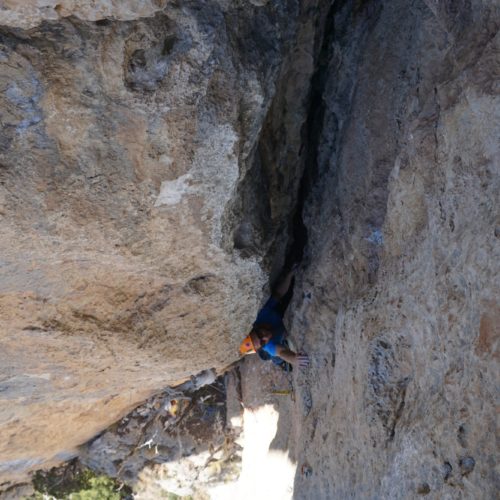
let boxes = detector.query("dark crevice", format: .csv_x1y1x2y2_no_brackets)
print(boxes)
223,0,376,280
283,0,338,269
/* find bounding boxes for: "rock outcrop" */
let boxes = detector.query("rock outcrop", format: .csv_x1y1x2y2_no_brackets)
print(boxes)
0,0,327,484
275,0,499,498
1,0,498,496
0,1,168,30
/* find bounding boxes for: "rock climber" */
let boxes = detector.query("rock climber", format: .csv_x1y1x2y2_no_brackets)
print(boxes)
239,265,309,370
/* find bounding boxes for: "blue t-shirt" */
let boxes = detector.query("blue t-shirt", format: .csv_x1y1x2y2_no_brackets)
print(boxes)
253,296,286,357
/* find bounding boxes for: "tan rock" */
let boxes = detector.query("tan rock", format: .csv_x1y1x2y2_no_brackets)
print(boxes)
2,1,497,497
0,0,318,483
0,1,168,29
279,1,499,498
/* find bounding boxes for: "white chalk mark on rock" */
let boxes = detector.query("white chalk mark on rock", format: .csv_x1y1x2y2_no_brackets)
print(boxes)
154,174,194,207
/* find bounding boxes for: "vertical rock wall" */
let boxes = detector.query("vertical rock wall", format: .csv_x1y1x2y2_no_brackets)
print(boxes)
1,0,498,495
0,0,328,484
282,0,499,498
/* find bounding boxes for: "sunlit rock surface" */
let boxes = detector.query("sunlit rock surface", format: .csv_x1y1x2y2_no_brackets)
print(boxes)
0,1,168,29
1,0,499,496
0,0,325,483
281,1,499,498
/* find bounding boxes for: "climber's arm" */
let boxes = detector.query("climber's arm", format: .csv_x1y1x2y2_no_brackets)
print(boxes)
276,345,309,368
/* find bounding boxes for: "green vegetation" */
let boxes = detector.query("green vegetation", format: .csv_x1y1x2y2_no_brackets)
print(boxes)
30,463,131,499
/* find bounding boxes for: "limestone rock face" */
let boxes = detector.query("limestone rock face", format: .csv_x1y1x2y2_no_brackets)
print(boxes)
281,0,499,498
1,0,499,495
0,0,325,483
0,1,168,30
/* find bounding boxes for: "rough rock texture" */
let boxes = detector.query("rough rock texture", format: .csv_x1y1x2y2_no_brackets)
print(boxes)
0,0,328,484
78,373,241,498
0,1,168,30
1,0,499,496
273,0,498,498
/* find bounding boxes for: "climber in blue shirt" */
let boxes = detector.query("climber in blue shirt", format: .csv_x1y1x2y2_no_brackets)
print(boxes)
239,266,309,370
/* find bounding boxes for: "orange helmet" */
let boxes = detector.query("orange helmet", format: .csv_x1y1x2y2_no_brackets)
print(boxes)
239,334,256,356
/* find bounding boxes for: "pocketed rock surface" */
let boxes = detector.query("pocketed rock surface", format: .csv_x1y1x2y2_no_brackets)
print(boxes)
0,0,326,483
279,1,499,498
1,0,499,497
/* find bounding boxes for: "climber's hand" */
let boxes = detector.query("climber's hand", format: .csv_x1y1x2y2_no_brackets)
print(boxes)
295,353,309,369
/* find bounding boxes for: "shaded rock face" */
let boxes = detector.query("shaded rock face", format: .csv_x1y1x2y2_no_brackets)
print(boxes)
0,0,328,484
278,0,499,498
78,374,240,496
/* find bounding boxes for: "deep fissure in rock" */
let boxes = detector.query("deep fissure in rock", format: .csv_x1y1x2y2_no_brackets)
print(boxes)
227,1,344,277
284,0,339,269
